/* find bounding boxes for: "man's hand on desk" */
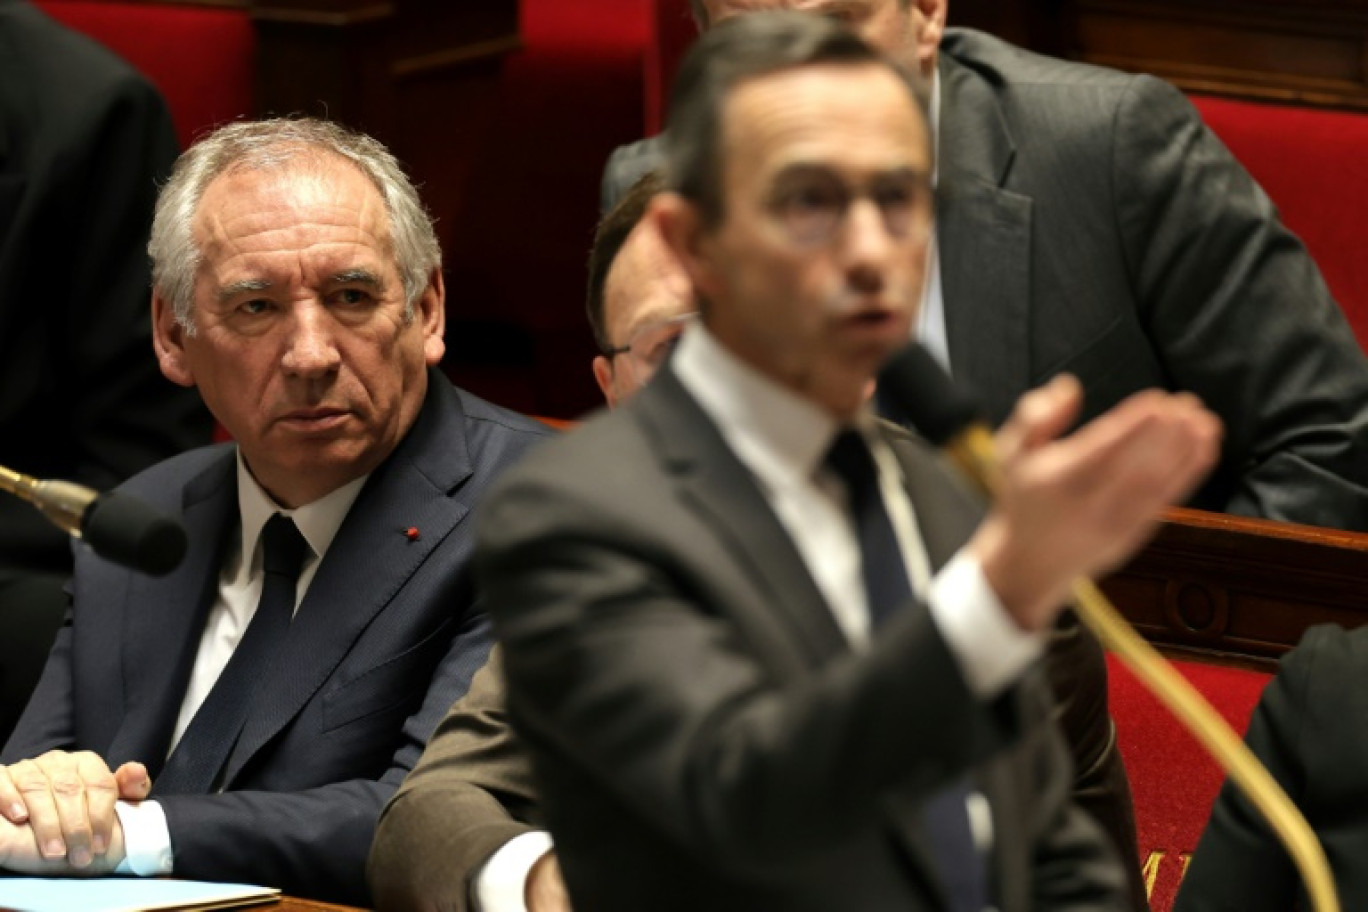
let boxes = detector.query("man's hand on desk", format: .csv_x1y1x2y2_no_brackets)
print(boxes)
0,812,126,875
526,851,572,912
0,751,149,870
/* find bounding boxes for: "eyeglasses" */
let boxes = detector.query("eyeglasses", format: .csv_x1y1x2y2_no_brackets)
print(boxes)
768,167,933,248
602,312,698,371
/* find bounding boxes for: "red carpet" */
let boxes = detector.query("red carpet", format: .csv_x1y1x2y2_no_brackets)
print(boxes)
1108,653,1272,910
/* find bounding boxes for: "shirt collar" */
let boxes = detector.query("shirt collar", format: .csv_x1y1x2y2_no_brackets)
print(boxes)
672,323,881,488
235,451,369,572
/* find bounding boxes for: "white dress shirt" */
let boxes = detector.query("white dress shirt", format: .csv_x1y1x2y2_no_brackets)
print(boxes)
115,453,368,876
673,324,1044,690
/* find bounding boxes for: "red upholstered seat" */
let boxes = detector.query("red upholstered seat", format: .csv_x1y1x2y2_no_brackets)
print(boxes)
1190,95,1368,351
33,0,254,149
1108,653,1272,911
645,0,696,133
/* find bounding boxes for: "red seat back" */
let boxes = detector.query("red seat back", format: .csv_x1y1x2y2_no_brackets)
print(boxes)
646,0,697,133
1191,94,1368,350
33,0,255,149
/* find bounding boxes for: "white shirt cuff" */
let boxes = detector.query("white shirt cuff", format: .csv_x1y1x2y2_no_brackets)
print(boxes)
928,549,1047,698
111,800,173,876
472,831,555,912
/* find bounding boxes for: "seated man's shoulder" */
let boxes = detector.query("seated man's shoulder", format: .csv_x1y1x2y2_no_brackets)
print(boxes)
944,27,1138,92
1285,623,1368,683
116,441,237,507
456,387,556,435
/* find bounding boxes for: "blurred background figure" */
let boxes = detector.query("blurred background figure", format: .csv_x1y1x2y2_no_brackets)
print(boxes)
586,171,696,407
0,0,212,743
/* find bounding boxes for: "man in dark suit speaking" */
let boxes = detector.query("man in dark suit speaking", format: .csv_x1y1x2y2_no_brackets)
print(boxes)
0,118,551,905
601,6,1368,901
477,13,1220,911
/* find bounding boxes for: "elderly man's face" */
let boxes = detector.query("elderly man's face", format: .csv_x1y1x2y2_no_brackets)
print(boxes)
701,0,943,75
593,219,695,407
153,155,445,508
665,63,932,418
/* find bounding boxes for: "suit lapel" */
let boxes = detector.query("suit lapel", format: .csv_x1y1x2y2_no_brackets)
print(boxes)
636,371,850,666
882,423,985,574
937,52,1033,428
109,452,237,774
221,376,473,785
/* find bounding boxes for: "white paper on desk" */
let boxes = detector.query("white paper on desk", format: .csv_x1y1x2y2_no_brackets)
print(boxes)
0,877,280,912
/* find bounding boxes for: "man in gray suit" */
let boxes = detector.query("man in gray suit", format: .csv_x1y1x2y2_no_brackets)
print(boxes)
479,13,1220,910
607,0,1368,529
604,6,1368,903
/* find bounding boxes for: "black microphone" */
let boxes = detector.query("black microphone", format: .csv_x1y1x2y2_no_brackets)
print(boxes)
0,465,187,576
878,344,999,499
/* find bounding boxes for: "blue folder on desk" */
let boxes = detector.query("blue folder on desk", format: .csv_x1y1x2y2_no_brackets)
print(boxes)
0,877,279,912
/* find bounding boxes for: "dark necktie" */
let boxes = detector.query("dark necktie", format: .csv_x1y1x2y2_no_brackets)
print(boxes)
824,429,988,912
154,513,309,795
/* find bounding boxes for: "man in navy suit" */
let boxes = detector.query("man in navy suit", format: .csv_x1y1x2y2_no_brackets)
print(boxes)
0,118,551,906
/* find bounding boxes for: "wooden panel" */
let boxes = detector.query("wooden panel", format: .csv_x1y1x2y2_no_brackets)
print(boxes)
1101,507,1368,663
245,0,522,398
1072,1,1368,110
951,0,1368,110
947,0,1068,56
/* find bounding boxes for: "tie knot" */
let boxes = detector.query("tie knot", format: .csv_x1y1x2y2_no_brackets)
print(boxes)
260,513,309,579
825,428,880,502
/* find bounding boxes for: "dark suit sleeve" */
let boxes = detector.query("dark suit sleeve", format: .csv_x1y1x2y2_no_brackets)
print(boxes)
369,646,539,912
155,617,494,907
0,14,212,574
1175,629,1325,912
478,471,1025,876
57,72,212,494
0,610,77,761
1014,680,1130,911
1115,76,1368,528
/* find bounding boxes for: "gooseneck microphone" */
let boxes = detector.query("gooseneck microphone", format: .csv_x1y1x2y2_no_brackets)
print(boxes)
877,345,997,499
0,465,188,576
877,344,1340,912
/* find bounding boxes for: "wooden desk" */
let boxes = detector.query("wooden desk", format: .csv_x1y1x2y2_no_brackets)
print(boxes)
1102,507,1368,666
278,898,366,912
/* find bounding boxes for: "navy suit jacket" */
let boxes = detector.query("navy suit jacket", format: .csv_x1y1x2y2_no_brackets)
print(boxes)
2,371,552,905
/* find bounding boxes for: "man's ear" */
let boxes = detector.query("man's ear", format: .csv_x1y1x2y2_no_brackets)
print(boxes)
912,0,946,74
592,355,619,408
650,192,720,304
151,291,195,388
418,268,447,366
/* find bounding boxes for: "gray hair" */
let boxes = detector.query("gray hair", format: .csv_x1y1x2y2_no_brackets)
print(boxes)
148,117,441,332
665,11,928,228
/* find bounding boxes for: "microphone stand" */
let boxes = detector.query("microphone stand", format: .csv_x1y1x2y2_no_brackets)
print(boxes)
950,427,1340,912
0,465,97,538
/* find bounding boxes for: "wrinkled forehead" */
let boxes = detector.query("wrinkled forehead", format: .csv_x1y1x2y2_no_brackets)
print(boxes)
719,62,928,177
192,155,395,256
